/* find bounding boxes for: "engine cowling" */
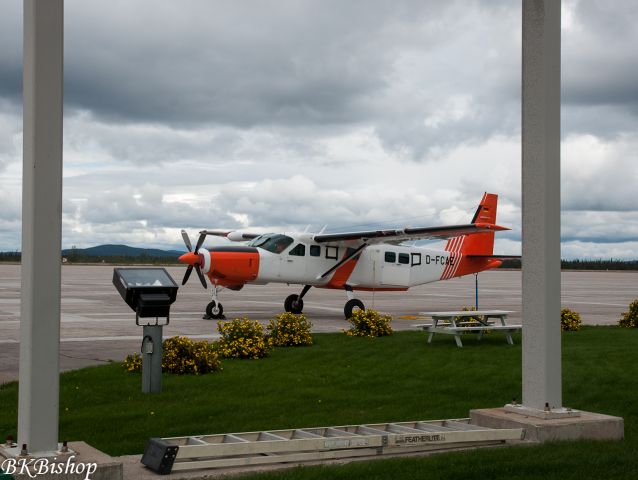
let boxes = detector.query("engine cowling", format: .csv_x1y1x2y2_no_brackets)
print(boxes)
200,247,260,283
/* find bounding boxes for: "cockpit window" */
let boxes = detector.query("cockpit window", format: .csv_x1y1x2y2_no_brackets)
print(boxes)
248,233,294,254
247,234,269,248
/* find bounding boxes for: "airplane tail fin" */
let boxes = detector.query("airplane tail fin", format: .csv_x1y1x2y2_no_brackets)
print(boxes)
463,192,498,256
440,193,500,279
470,192,498,226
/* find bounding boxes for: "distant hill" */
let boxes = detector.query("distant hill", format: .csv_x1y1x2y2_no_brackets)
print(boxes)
61,244,184,258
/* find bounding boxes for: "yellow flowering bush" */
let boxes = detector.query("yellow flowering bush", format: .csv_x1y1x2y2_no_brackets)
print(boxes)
123,352,142,373
619,299,638,328
455,306,481,323
345,309,393,338
266,312,313,347
122,336,221,374
162,336,221,374
217,317,270,359
455,306,490,334
561,308,582,331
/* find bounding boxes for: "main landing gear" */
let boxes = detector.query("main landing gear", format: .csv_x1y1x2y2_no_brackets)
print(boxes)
283,285,365,319
284,285,312,314
203,285,225,320
343,285,364,319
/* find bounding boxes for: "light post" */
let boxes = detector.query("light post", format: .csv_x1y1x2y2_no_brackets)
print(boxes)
113,268,178,393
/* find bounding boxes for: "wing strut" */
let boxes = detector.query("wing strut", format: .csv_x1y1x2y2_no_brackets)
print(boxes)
317,243,368,280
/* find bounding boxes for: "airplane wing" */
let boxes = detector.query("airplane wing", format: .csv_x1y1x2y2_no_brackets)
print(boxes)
312,223,508,245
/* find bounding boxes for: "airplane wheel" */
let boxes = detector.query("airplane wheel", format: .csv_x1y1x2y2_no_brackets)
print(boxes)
284,294,304,314
205,301,224,319
344,299,365,319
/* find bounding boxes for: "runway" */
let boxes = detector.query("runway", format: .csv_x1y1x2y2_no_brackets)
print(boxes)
1,264,636,383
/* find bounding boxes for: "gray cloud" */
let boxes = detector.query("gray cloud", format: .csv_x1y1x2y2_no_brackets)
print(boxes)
0,2,21,102
562,132,638,212
563,0,638,112
0,105,21,172
61,0,401,127
562,211,638,243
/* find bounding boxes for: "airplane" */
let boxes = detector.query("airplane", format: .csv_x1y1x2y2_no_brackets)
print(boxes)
178,192,517,319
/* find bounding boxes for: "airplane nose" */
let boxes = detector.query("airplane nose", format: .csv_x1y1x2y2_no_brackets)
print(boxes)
179,251,201,266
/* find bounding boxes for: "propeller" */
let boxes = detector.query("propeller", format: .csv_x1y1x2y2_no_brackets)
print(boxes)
180,230,207,289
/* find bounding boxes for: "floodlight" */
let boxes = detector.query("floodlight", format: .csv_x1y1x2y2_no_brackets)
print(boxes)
113,268,178,324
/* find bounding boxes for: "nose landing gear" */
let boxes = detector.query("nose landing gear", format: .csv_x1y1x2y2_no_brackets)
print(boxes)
205,300,224,319
203,285,225,320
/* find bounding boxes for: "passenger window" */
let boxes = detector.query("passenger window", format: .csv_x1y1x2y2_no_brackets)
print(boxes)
326,246,338,260
289,244,306,256
310,245,321,257
398,253,409,264
411,253,421,266
385,251,396,263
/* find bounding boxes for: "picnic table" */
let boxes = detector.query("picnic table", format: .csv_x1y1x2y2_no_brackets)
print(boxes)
415,310,521,348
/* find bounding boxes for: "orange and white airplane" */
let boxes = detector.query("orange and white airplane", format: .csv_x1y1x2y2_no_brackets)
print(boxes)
178,193,516,319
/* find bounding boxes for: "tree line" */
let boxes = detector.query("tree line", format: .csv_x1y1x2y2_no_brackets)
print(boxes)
0,251,179,265
499,258,638,270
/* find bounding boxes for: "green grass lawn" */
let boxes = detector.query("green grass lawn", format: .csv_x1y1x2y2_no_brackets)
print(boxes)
1,327,637,479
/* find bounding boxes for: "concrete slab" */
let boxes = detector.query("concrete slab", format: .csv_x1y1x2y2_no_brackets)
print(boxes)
0,441,122,480
470,408,624,443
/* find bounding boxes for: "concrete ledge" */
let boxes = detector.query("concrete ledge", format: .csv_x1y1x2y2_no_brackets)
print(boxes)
470,408,624,443
0,442,122,480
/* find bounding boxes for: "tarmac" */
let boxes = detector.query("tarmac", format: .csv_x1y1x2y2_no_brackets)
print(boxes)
1,264,637,384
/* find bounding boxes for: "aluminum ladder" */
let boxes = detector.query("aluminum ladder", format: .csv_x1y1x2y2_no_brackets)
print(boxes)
141,418,523,474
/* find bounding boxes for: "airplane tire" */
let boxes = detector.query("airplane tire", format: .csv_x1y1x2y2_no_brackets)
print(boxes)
344,299,365,319
284,294,304,314
205,301,224,319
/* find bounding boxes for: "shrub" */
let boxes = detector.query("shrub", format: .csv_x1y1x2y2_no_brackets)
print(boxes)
561,308,582,331
217,317,270,359
122,336,221,374
455,306,489,334
619,299,638,328
162,336,222,374
266,312,313,347
123,352,142,373
455,306,481,323
345,309,393,338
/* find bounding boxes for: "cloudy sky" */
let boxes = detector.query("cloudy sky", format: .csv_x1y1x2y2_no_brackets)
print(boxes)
0,0,637,258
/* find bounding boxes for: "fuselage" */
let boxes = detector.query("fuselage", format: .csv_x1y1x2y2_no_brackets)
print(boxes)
192,232,490,291
177,192,508,319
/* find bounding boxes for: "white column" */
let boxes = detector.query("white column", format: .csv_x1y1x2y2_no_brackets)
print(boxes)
18,0,64,454
521,0,562,411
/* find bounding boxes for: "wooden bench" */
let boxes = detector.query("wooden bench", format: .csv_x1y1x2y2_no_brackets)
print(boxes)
415,310,522,348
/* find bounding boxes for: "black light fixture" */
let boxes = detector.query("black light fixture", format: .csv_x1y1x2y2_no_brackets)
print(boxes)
113,268,178,324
